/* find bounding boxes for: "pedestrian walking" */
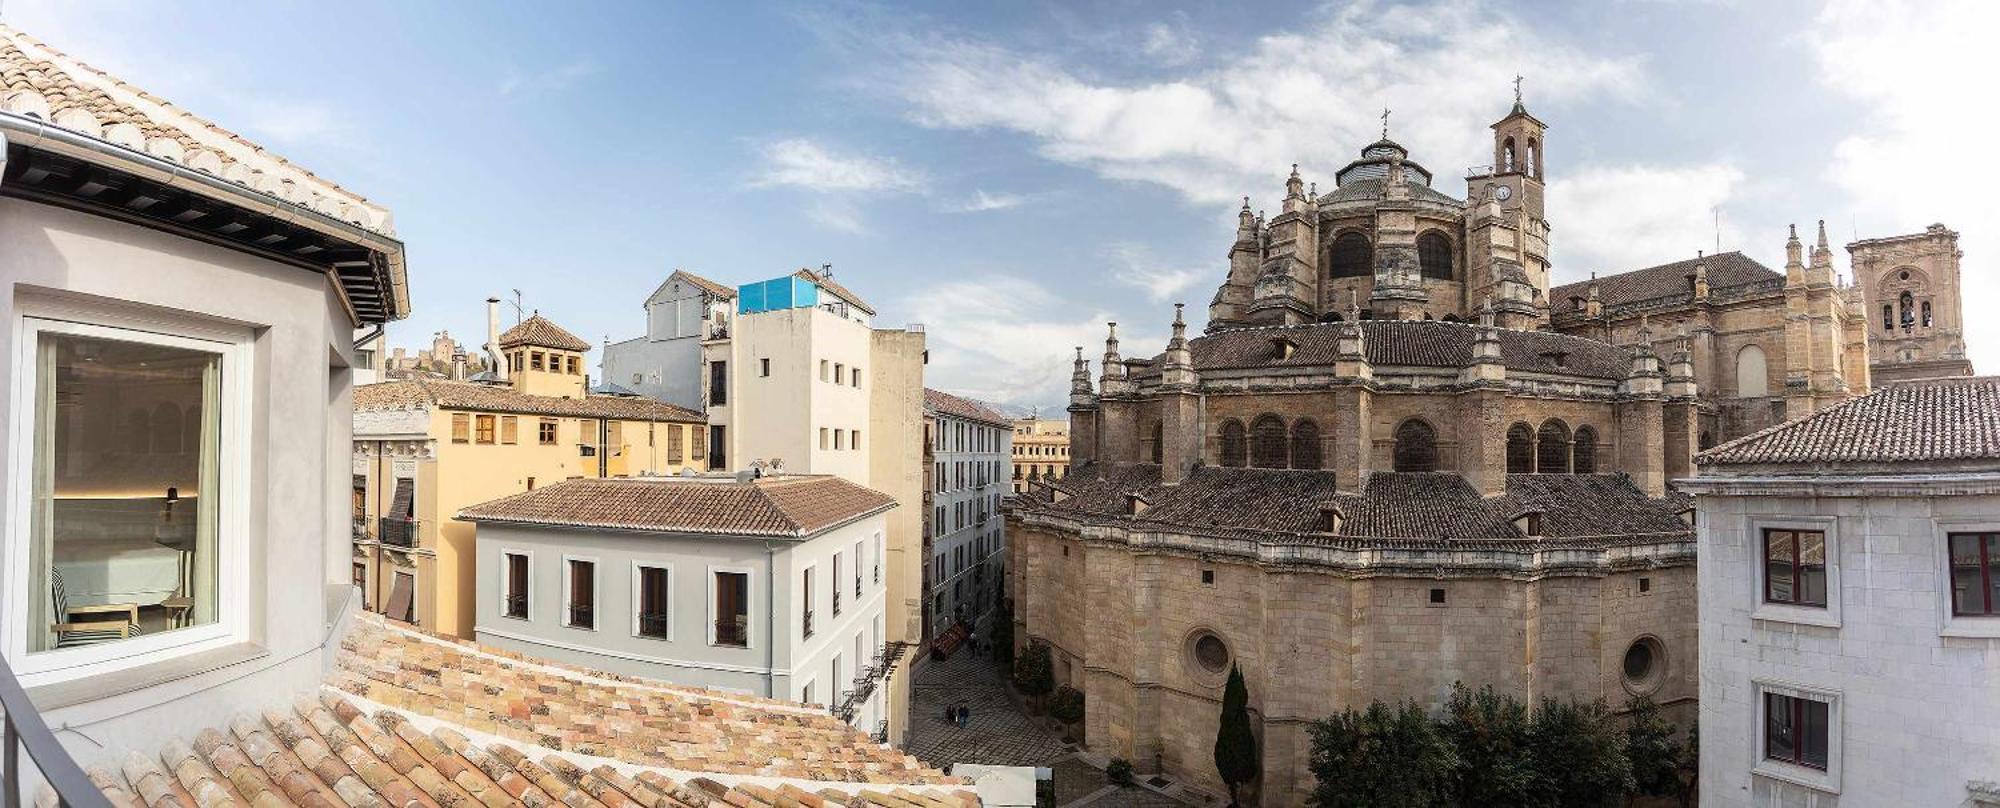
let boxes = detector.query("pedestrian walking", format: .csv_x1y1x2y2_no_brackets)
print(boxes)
957,704,969,727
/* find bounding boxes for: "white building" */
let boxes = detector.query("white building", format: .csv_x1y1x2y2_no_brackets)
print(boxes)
922,389,1012,649
463,475,897,730
0,19,406,767
601,270,736,409
1684,375,2000,807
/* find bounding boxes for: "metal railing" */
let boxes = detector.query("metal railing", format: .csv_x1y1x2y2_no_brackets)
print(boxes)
637,612,669,639
714,616,748,647
377,516,418,548
503,594,527,620
801,609,814,639
566,605,595,630
0,654,114,808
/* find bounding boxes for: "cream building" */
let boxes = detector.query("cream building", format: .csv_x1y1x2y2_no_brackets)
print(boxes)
1010,418,1070,494
1848,224,1976,383
352,306,703,639
697,269,930,744
1685,376,2000,807
921,389,1012,648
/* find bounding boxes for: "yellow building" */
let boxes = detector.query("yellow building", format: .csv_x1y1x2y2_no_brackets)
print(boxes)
1010,418,1071,493
352,313,704,638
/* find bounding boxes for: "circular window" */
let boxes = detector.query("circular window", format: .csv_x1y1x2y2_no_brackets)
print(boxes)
1900,270,1911,281
1622,636,1666,694
1194,634,1230,673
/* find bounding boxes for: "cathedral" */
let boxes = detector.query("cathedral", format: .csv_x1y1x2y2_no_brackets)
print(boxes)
1004,92,1972,806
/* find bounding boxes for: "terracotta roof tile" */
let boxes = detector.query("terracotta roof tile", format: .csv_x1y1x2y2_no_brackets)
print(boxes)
458,476,896,537
1549,251,1781,310
1138,320,1631,380
923,389,1011,426
671,270,738,301
794,269,875,316
1697,375,2000,468
354,379,701,422
498,315,593,352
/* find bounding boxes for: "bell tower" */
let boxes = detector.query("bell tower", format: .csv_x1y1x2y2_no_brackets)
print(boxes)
1490,75,1547,223
1464,78,1553,326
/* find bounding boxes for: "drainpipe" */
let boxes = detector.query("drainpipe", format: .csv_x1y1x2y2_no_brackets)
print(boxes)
765,541,778,698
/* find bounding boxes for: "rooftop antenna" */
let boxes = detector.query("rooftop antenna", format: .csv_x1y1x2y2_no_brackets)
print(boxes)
509,289,524,325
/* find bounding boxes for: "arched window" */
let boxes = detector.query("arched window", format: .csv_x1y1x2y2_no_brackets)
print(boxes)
1148,420,1163,465
1526,138,1540,178
1393,419,1438,472
1441,313,1463,323
1899,291,1914,329
1417,232,1454,280
1922,301,1933,327
1882,304,1893,333
1699,431,1715,450
1572,426,1598,474
1506,423,1535,474
1250,415,1288,469
1291,420,1323,470
1328,233,1373,278
1219,420,1247,468
1736,344,1768,397
1502,137,1517,173
1537,419,1571,474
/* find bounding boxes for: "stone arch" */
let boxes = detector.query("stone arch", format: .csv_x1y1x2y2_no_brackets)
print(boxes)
1417,230,1454,280
1318,311,1344,323
1148,420,1163,465
1572,425,1599,474
1506,423,1535,474
1441,313,1464,323
1219,420,1247,468
1290,419,1323,470
1327,232,1373,279
1526,137,1541,178
1502,137,1518,173
1392,418,1438,472
1537,419,1571,474
1736,344,1769,397
1250,414,1288,469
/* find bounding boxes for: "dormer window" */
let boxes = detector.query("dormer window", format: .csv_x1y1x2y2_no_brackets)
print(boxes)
1127,494,1149,516
1318,504,1345,534
1271,337,1298,361
1542,350,1568,369
1514,510,1545,537
1569,296,1585,311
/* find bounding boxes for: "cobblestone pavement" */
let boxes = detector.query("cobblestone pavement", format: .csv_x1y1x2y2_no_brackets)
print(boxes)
903,649,1210,807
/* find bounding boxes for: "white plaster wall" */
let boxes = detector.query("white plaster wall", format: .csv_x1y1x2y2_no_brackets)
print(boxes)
926,414,1011,637
0,197,355,765
1697,489,2000,807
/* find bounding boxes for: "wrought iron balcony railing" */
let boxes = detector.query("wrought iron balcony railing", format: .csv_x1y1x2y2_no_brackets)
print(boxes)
0,652,115,808
714,616,748,647
377,516,418,548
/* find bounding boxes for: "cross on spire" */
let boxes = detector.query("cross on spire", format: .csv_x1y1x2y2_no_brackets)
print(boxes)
1513,74,1525,105
1380,106,1391,139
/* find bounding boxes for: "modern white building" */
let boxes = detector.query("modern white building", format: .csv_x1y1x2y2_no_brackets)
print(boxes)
0,19,407,771
463,475,898,730
601,270,736,410
921,389,1012,650
1684,375,2000,807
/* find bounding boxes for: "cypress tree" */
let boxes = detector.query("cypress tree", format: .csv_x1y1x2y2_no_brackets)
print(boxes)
1214,663,1259,806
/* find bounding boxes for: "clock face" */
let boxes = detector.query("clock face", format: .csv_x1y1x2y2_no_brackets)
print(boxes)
1494,184,1513,202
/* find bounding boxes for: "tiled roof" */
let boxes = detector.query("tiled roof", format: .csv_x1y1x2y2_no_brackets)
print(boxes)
498,315,593,352
1136,320,1632,380
354,379,702,422
459,476,898,538
924,389,1011,427
1549,251,1780,309
796,268,876,315
1016,463,1691,541
1316,176,1462,207
0,24,391,233
673,270,738,300
71,616,974,807
1697,375,2000,468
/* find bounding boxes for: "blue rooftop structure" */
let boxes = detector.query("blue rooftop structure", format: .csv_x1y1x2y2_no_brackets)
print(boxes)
736,275,820,315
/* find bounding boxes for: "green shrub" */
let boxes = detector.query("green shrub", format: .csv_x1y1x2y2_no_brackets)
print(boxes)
1440,683,1533,806
1526,698,1633,807
1106,758,1134,786
1050,685,1086,724
1214,663,1259,806
1012,640,1054,700
1307,700,1456,808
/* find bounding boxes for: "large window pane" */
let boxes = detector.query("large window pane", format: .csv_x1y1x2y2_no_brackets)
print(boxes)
1764,530,1795,603
1801,699,1830,769
1798,531,1827,606
31,331,220,653
714,571,748,647
1764,692,1796,763
1951,534,1984,615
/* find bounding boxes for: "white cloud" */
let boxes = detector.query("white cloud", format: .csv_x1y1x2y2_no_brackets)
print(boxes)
751,138,927,193
1546,164,1745,282
946,189,1032,213
1104,242,1204,303
853,0,1645,206
1138,21,1201,67
807,198,870,235
899,276,1150,409
499,60,601,96
1813,0,2000,366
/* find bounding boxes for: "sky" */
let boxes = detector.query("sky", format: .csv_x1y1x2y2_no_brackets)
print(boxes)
6,0,1996,413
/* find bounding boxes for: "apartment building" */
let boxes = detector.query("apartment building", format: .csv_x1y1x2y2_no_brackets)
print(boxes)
1010,417,1070,494
464,475,899,731
922,390,1013,651
602,269,737,410
1686,376,2000,806
352,304,703,638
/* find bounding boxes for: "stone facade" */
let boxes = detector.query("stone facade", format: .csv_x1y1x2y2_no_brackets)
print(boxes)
1848,223,1976,383
1011,418,1071,494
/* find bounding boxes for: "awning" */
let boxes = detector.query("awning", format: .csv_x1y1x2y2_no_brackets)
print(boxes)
386,572,415,624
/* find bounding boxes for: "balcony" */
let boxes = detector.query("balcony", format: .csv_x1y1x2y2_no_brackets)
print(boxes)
801,609,815,639
0,653,116,808
715,615,749,647
567,604,594,630
503,593,528,620
378,516,418,548
638,611,669,639
351,515,371,541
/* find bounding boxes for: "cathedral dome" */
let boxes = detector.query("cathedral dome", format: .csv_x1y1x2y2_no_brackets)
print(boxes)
1333,137,1435,189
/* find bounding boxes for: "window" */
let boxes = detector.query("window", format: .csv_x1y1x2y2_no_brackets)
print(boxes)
1536,419,1570,473
705,425,724,470
850,430,861,451
834,430,844,450
819,359,829,381
1393,419,1438,472
713,570,749,647
854,540,864,597
874,535,883,583
1505,423,1535,474
500,416,518,445
832,554,843,616
1191,633,1229,674
565,559,596,629
1417,232,1454,280
16,318,245,662
801,566,815,639
834,363,844,383
668,424,684,462
1219,420,1247,467
452,413,471,443
851,368,862,387
538,418,558,446
709,360,727,406
1429,588,1447,604
760,358,771,377
1622,636,1665,694
1249,415,1287,469
566,356,579,375
503,552,530,620
1290,419,1323,470
475,414,496,445
636,565,670,640
802,680,815,705
1736,344,1769,397
1764,691,1831,770
820,428,830,450
1764,528,1828,607
1949,532,2000,616
1328,232,1372,278
1572,426,1599,474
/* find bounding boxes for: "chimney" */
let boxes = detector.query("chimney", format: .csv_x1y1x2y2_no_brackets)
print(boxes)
449,348,468,381
486,297,509,384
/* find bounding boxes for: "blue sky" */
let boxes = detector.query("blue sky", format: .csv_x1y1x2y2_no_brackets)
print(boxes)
7,0,1995,411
